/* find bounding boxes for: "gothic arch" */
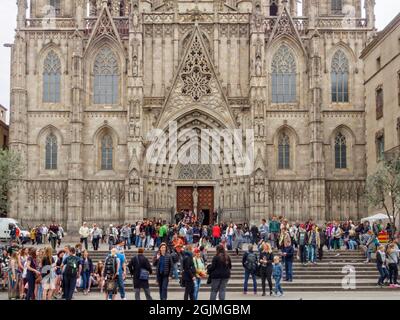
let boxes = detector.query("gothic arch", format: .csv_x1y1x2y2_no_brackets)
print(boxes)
180,30,212,59
84,40,126,107
266,39,307,107
37,125,65,174
93,125,120,172
329,125,355,174
37,44,64,105
273,125,299,172
327,43,357,104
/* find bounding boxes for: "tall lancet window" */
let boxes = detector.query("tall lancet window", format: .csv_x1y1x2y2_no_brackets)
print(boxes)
278,133,290,169
45,134,58,170
335,133,347,169
101,134,113,170
331,50,349,103
94,47,119,105
43,51,61,103
271,45,297,103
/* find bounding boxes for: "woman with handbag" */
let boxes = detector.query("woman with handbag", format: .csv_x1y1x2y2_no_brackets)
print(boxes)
208,245,232,300
128,248,153,300
41,247,56,300
259,242,274,296
25,248,40,300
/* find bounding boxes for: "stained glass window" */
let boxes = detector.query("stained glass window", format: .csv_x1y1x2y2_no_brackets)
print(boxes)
272,45,297,103
101,134,113,170
331,50,349,103
94,47,119,105
278,133,290,169
45,134,58,170
43,51,61,103
335,133,347,169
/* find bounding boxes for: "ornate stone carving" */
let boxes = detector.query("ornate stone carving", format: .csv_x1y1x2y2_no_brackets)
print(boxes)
181,35,212,102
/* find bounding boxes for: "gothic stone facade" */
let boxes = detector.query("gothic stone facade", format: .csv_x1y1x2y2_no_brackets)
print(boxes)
9,0,376,231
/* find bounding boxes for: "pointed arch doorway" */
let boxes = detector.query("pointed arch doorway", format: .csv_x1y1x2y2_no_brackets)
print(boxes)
176,185,214,225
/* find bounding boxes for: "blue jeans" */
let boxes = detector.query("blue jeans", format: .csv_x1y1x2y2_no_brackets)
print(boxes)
227,235,233,248
348,240,357,250
243,270,257,293
194,278,201,300
172,263,179,279
377,265,389,285
117,275,125,299
146,235,151,249
135,236,141,247
284,260,293,281
123,237,131,250
274,276,283,294
81,270,90,290
308,245,316,263
157,274,169,300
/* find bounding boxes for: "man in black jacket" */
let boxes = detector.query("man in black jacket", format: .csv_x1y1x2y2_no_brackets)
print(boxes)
182,246,196,300
128,248,153,300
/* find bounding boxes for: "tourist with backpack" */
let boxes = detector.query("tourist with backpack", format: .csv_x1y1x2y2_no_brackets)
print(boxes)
153,243,174,300
242,244,258,295
259,242,274,296
107,225,118,250
128,248,153,300
103,248,120,300
297,224,308,265
115,245,127,300
62,247,81,301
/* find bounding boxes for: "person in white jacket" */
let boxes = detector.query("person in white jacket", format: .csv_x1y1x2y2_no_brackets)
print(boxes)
79,222,90,250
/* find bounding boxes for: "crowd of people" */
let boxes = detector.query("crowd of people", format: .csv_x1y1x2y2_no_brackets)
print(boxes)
1,212,399,300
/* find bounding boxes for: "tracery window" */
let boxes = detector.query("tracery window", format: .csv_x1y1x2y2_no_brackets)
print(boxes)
45,134,58,170
331,50,349,103
335,133,347,169
94,47,119,105
271,45,297,103
49,0,61,16
331,0,342,14
43,51,61,103
181,35,212,102
101,134,113,170
278,133,290,169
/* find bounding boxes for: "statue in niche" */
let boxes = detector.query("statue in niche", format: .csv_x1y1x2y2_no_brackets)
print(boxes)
192,186,198,214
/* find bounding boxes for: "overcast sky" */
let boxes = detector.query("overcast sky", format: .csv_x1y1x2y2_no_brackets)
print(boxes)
0,1,399,121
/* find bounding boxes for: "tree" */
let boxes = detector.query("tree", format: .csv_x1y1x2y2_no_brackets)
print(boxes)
0,149,23,217
365,158,400,234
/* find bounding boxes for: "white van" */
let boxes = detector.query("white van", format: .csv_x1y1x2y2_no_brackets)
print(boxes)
0,218,30,243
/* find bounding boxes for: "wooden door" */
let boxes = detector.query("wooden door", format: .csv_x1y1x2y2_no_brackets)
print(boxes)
198,187,214,221
177,187,194,212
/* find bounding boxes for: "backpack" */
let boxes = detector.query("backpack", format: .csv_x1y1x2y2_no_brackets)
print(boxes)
65,256,79,277
105,256,117,277
244,252,257,273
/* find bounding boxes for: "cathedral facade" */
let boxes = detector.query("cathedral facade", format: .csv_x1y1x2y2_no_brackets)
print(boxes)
9,0,376,231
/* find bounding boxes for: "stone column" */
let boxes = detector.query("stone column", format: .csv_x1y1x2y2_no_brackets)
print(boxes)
308,31,326,223
67,32,84,232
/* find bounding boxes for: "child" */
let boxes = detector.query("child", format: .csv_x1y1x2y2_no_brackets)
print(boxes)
272,256,284,297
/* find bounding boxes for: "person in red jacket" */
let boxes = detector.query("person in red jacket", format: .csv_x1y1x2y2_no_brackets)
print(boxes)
212,224,221,247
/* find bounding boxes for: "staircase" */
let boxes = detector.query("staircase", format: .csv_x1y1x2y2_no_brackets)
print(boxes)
84,249,386,292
